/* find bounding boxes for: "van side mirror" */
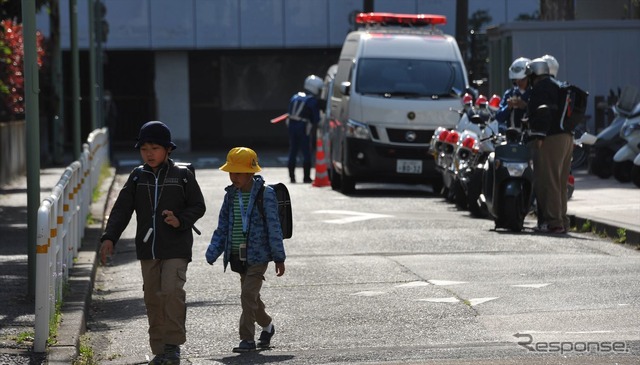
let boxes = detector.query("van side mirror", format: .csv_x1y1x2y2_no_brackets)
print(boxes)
340,81,351,96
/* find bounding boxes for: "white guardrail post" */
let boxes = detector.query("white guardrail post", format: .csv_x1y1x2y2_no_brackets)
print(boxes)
34,128,109,352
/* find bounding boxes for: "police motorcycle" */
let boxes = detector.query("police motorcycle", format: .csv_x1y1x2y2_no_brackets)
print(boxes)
613,99,640,187
479,125,534,232
430,93,474,197
450,95,500,212
437,94,491,201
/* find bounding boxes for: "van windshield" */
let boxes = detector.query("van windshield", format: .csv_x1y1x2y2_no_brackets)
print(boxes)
355,58,466,98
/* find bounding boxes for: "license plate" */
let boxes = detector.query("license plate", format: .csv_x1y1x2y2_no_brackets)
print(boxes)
396,159,422,174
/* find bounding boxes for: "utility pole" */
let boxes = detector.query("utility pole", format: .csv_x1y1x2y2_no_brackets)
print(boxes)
22,0,41,296
456,0,469,62
364,0,373,12
70,0,81,158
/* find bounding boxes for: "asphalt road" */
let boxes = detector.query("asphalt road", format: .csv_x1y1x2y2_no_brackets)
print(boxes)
86,164,640,365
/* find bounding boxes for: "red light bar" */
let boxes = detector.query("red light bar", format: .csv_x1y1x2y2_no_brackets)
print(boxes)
356,12,447,26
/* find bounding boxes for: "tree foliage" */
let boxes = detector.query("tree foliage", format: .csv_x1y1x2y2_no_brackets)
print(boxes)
0,0,50,22
0,19,45,121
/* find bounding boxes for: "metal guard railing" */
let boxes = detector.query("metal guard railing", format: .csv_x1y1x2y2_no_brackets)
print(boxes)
34,127,109,352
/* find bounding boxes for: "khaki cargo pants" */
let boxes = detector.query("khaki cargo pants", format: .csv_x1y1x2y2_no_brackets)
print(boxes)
141,258,189,355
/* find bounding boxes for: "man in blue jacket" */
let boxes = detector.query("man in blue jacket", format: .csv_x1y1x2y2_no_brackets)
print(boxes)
287,75,323,183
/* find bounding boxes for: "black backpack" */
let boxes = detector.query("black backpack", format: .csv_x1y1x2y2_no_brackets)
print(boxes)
558,82,589,132
256,183,292,239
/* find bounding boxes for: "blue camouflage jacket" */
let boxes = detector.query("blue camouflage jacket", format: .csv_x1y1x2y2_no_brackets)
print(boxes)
206,175,285,270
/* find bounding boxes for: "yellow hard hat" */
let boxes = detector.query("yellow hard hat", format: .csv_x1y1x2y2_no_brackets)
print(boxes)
219,147,262,173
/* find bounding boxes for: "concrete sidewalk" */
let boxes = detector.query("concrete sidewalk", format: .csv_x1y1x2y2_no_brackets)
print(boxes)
0,155,638,364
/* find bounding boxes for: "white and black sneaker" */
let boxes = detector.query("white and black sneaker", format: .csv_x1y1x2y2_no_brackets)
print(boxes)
257,325,275,348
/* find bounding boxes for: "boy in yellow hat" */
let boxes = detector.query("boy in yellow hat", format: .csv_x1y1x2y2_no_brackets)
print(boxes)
205,147,286,352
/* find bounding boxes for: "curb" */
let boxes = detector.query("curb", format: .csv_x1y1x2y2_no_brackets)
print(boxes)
570,214,640,246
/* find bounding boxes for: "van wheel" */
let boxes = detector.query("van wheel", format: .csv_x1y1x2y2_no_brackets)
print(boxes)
340,174,356,194
329,168,341,190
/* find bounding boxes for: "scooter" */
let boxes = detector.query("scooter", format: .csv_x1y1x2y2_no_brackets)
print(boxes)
590,85,640,179
613,100,640,187
479,128,533,232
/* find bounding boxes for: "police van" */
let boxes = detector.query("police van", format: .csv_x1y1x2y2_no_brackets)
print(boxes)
327,12,471,194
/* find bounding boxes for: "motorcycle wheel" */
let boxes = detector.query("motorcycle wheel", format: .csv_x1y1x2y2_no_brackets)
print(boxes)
431,175,444,196
567,183,574,200
631,165,640,188
467,169,486,218
590,148,614,179
502,195,524,232
453,179,468,210
571,144,589,170
612,160,633,183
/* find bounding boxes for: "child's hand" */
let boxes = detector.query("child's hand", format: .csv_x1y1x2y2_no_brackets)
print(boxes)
162,210,180,228
100,240,114,265
275,262,285,277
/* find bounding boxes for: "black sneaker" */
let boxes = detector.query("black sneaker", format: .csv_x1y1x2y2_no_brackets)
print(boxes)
148,354,164,365
232,340,256,353
257,325,275,348
163,344,181,365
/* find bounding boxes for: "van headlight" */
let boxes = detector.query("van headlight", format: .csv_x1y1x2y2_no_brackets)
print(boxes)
346,119,371,140
503,162,529,177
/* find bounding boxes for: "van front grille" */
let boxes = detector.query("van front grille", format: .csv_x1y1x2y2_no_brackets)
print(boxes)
386,128,433,144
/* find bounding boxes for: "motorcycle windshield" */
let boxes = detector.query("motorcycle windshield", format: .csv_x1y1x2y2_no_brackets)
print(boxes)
355,58,466,99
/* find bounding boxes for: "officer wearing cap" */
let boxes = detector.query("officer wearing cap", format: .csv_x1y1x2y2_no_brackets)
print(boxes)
100,121,206,364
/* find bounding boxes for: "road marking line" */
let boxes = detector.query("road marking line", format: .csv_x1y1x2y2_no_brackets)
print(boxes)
428,280,467,286
314,210,393,224
468,297,499,306
351,291,386,297
396,281,430,288
512,283,551,288
417,297,460,303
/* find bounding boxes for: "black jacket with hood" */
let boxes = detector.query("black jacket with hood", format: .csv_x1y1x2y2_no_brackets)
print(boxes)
100,159,206,261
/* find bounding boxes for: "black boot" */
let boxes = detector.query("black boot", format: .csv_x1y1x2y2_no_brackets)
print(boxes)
303,162,312,183
288,163,296,183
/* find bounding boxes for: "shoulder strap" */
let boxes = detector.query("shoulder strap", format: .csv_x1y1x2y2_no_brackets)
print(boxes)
131,165,144,186
256,185,266,216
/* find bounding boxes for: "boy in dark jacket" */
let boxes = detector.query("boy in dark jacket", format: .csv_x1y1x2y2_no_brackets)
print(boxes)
206,147,286,353
99,121,206,365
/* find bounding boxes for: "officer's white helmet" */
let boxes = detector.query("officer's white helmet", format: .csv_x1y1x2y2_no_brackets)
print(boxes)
304,75,323,96
508,57,530,80
541,54,559,77
525,58,550,77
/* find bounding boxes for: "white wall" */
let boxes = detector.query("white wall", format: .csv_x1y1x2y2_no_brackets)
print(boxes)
490,19,640,131
154,52,191,151
39,0,537,50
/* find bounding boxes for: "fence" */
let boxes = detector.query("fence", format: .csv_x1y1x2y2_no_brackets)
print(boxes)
34,128,109,352
0,120,27,186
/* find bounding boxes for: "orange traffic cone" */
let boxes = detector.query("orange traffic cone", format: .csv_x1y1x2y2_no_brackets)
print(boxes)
312,137,331,187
